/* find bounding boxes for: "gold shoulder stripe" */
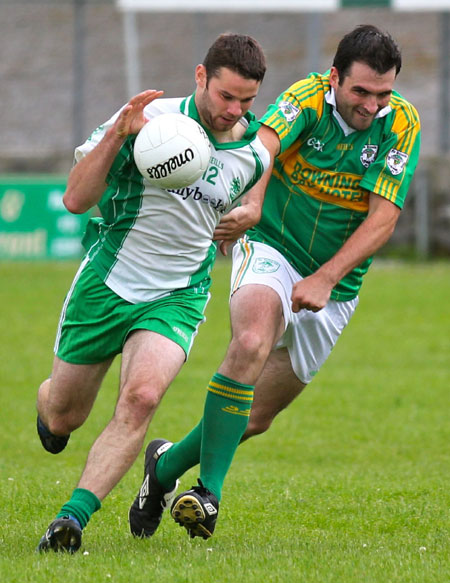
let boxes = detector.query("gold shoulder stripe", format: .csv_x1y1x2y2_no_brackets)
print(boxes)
389,96,420,156
288,76,326,117
374,173,402,205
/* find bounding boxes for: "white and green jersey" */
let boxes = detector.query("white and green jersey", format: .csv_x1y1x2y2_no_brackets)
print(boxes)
76,95,270,304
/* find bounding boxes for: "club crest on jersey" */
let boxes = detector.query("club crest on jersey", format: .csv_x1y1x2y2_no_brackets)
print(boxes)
387,149,409,175
252,257,280,274
360,145,378,168
278,100,301,122
229,177,242,201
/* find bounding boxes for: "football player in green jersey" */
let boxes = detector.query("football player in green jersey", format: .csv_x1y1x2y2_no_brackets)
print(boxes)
36,33,271,553
144,25,420,540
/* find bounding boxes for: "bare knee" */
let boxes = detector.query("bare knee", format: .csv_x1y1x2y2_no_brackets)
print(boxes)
116,384,163,426
243,391,298,440
243,415,273,439
45,412,85,436
38,358,112,435
227,329,272,369
38,380,86,435
243,401,284,439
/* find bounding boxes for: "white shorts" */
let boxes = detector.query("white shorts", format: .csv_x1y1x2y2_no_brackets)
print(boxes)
231,239,359,384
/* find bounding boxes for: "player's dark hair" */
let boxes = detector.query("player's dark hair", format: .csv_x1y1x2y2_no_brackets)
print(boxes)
333,24,402,82
203,33,266,85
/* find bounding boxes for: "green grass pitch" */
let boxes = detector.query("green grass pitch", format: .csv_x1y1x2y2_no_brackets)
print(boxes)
0,258,448,582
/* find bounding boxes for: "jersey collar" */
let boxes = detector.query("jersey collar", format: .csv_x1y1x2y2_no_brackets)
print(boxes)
180,93,261,149
325,87,392,137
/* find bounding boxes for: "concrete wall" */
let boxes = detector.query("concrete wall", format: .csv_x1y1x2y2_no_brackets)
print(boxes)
0,1,448,253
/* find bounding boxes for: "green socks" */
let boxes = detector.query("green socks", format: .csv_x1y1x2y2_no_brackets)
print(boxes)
199,373,254,500
54,372,253,532
57,487,101,529
156,373,254,501
156,420,203,488
52,374,252,531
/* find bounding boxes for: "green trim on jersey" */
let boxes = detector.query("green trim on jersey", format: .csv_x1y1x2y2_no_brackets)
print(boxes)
83,136,146,278
241,143,266,196
182,93,262,150
250,72,420,300
187,240,217,290
180,95,266,197
77,93,270,304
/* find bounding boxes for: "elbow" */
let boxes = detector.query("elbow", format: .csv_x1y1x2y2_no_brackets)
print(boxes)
376,218,398,251
384,211,400,242
63,191,86,214
387,222,397,242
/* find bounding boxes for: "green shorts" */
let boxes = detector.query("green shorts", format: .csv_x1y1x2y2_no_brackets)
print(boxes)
54,259,211,364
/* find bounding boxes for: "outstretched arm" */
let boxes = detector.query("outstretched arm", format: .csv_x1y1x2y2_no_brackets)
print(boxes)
63,89,164,214
214,124,279,256
291,193,401,312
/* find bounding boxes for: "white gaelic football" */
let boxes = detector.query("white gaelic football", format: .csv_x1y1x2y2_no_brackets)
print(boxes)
134,113,211,189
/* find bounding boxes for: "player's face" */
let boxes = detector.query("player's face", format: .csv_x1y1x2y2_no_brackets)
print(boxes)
195,65,260,133
330,61,396,131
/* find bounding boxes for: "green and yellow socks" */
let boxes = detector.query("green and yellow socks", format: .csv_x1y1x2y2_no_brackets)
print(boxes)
156,372,254,500
53,374,253,531
199,373,254,499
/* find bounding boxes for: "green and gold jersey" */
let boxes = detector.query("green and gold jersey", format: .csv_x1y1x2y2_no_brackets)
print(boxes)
249,71,421,300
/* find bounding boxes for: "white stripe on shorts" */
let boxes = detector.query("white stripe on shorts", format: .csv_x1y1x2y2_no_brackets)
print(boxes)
53,256,90,355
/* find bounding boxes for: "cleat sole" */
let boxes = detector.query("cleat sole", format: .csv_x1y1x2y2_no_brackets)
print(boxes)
171,495,213,539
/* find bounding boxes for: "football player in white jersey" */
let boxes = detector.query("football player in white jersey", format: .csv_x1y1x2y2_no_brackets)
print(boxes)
36,33,271,553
